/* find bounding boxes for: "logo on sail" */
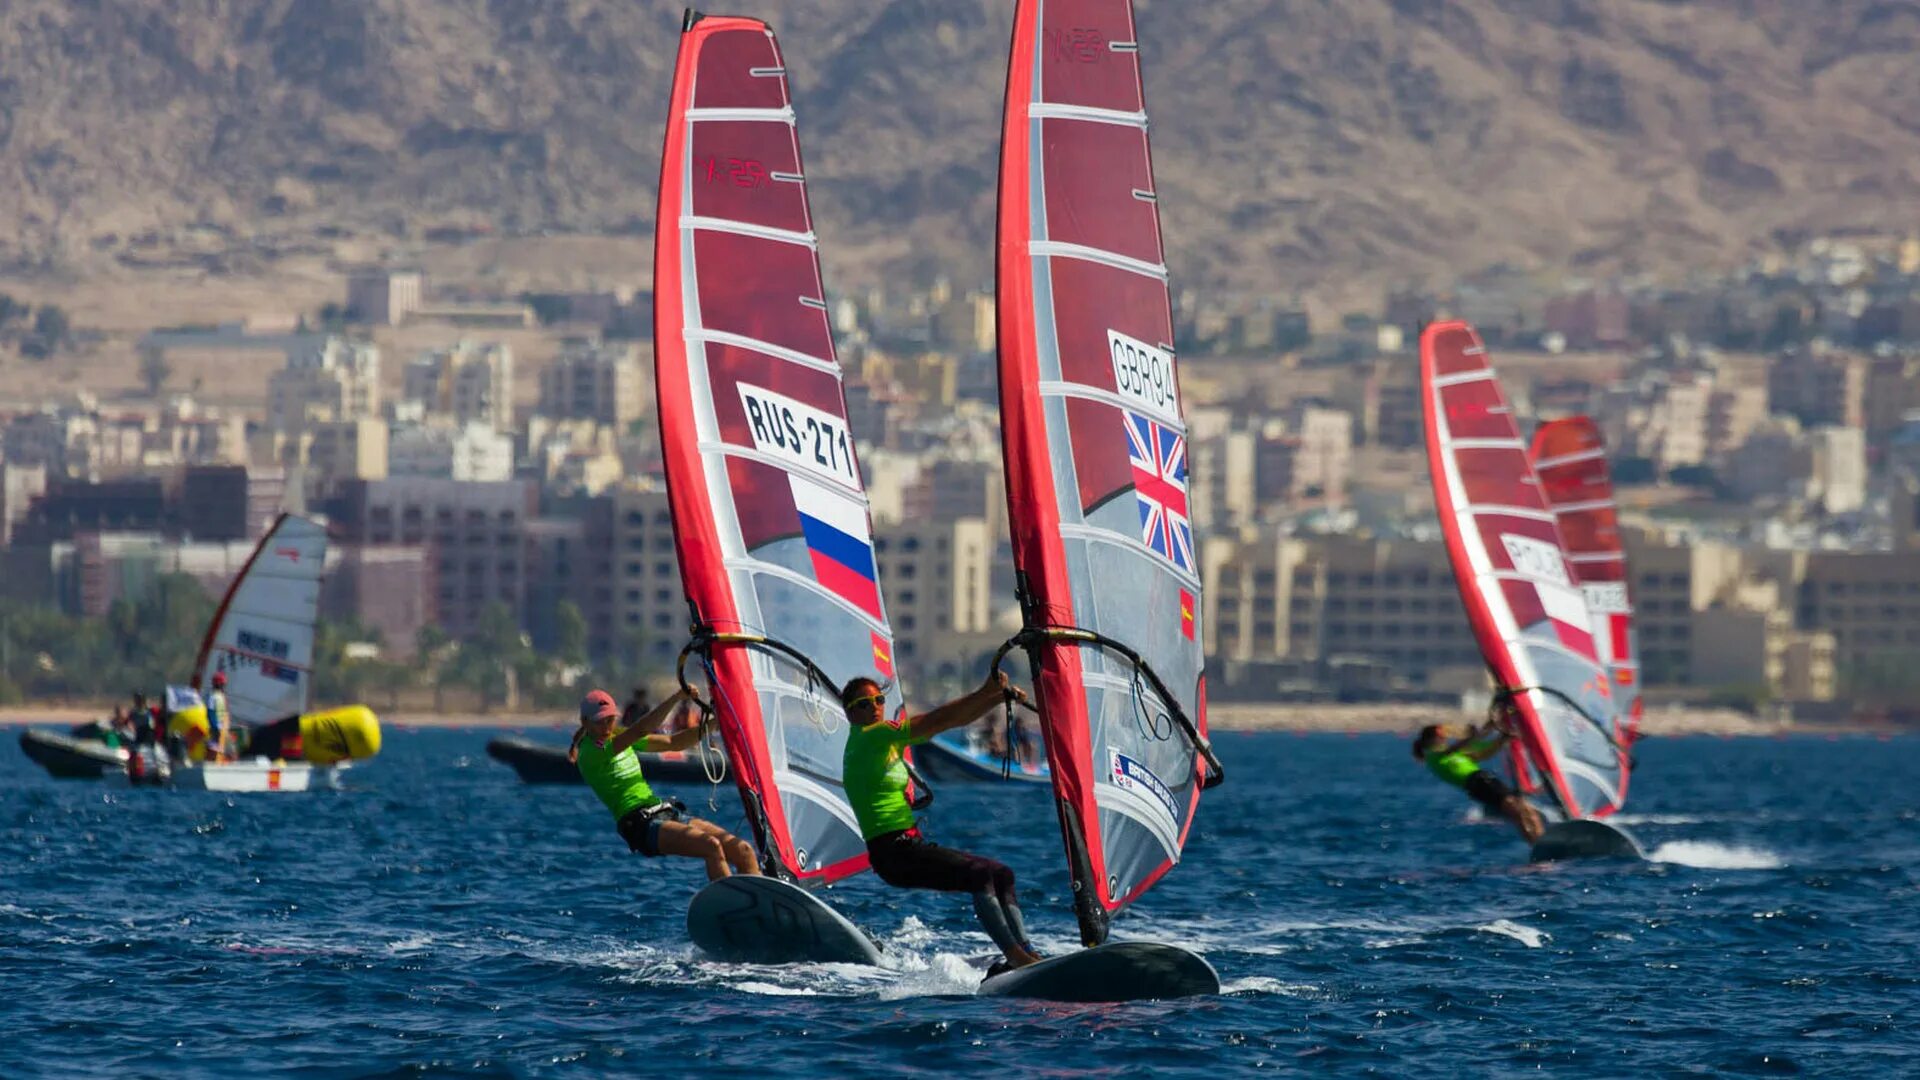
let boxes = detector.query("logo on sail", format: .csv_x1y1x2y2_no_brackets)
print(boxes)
1109,748,1179,824
1125,411,1192,574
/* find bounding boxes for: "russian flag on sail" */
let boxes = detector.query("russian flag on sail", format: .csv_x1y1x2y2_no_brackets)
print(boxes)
790,478,883,621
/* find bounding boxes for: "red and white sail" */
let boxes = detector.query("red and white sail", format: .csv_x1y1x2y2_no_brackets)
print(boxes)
998,0,1208,945
1530,416,1642,745
654,12,895,885
191,513,326,724
1421,322,1628,819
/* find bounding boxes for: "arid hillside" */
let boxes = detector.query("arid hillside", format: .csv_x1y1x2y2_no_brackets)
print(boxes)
1,0,1916,298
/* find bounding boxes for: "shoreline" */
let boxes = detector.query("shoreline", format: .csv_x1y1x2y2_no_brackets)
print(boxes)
1,703,1905,738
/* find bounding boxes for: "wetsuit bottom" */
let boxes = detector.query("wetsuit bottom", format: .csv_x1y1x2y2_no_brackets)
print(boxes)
868,828,1032,959
1464,769,1514,812
615,800,686,857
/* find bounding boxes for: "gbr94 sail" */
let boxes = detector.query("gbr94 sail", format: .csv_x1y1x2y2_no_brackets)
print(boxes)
995,0,1223,966
1421,322,1630,821
654,12,901,892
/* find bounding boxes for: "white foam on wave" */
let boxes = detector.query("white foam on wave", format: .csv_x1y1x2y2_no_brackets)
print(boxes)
1474,919,1549,948
1222,976,1321,997
1649,841,1784,870
1611,813,1709,826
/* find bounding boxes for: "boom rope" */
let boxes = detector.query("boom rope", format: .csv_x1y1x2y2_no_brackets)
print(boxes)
991,626,1225,789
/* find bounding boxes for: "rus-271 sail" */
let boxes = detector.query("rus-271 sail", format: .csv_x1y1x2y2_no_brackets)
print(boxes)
987,0,1224,1000
654,10,896,965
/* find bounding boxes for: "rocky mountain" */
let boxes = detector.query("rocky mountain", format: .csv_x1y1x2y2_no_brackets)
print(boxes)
2,0,1917,298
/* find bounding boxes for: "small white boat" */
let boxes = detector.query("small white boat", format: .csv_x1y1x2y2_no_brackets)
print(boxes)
173,758,348,793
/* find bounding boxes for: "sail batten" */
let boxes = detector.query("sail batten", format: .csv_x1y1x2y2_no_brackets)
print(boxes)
655,13,895,886
1421,323,1629,820
998,0,1209,947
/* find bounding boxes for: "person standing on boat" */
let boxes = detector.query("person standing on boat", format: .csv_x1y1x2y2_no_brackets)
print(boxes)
1411,695,1544,843
842,671,1043,973
205,672,234,763
571,688,760,881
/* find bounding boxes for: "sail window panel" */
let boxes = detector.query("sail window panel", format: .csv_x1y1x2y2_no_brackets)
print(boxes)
1061,396,1142,524
1453,447,1549,509
1038,0,1144,113
686,121,809,233
1046,257,1174,393
691,232,834,361
725,456,806,555
1040,120,1161,266
691,30,789,110
1435,379,1520,442
1426,327,1488,377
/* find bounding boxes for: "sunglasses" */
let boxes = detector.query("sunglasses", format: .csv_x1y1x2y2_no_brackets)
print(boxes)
845,692,887,711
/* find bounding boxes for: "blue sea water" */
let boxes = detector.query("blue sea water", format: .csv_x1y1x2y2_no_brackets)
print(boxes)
5,728,1919,1077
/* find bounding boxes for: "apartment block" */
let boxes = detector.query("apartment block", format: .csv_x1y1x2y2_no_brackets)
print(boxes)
1767,349,1866,430
268,337,382,430
325,478,537,640
404,341,515,432
538,341,645,428
873,516,994,682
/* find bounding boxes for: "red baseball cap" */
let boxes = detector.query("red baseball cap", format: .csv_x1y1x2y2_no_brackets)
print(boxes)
579,690,619,723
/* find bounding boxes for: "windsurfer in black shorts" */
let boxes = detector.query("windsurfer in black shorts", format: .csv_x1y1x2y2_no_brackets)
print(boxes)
841,671,1043,973
1411,694,1545,843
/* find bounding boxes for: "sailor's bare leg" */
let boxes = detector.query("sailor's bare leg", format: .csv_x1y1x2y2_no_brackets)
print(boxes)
1501,796,1545,844
653,821,733,880
681,817,761,876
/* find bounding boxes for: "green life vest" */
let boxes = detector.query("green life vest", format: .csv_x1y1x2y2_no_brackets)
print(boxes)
575,737,660,821
841,717,930,841
1425,749,1482,789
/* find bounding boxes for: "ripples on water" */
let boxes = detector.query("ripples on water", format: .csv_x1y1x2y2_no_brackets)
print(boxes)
4,730,1918,1076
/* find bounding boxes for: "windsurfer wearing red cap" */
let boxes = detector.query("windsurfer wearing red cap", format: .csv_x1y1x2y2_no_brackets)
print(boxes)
571,687,760,881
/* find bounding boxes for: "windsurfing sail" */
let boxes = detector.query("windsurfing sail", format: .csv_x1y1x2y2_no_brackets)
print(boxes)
190,512,326,725
654,10,896,885
1420,321,1629,819
996,0,1221,948
1530,416,1642,745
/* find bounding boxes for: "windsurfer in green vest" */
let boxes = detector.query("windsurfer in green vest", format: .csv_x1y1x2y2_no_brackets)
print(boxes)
1411,693,1545,843
572,688,760,880
841,670,1043,974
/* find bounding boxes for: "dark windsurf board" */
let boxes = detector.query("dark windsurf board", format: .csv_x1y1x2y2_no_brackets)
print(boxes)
978,941,1219,1001
686,876,881,966
1529,819,1645,863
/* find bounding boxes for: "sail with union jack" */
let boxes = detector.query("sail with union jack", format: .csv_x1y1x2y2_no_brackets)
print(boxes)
1125,411,1193,575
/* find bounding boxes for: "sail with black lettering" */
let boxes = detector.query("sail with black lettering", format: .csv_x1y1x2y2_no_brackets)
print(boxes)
1421,322,1629,819
654,11,898,884
191,513,326,723
1531,416,1641,746
996,0,1221,948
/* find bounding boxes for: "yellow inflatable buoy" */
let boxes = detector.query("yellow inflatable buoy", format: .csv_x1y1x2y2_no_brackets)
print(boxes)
298,705,382,766
166,702,212,763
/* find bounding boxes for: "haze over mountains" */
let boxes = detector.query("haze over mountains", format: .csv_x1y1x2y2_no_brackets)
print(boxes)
1,0,1916,299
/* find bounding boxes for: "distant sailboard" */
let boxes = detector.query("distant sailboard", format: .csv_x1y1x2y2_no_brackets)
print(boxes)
1419,322,1639,861
655,10,898,963
991,0,1223,998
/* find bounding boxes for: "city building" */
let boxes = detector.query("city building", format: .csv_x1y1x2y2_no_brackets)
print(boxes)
537,341,645,428
404,341,515,432
268,337,382,430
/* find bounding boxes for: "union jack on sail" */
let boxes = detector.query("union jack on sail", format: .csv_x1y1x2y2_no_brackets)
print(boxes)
1125,411,1192,574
